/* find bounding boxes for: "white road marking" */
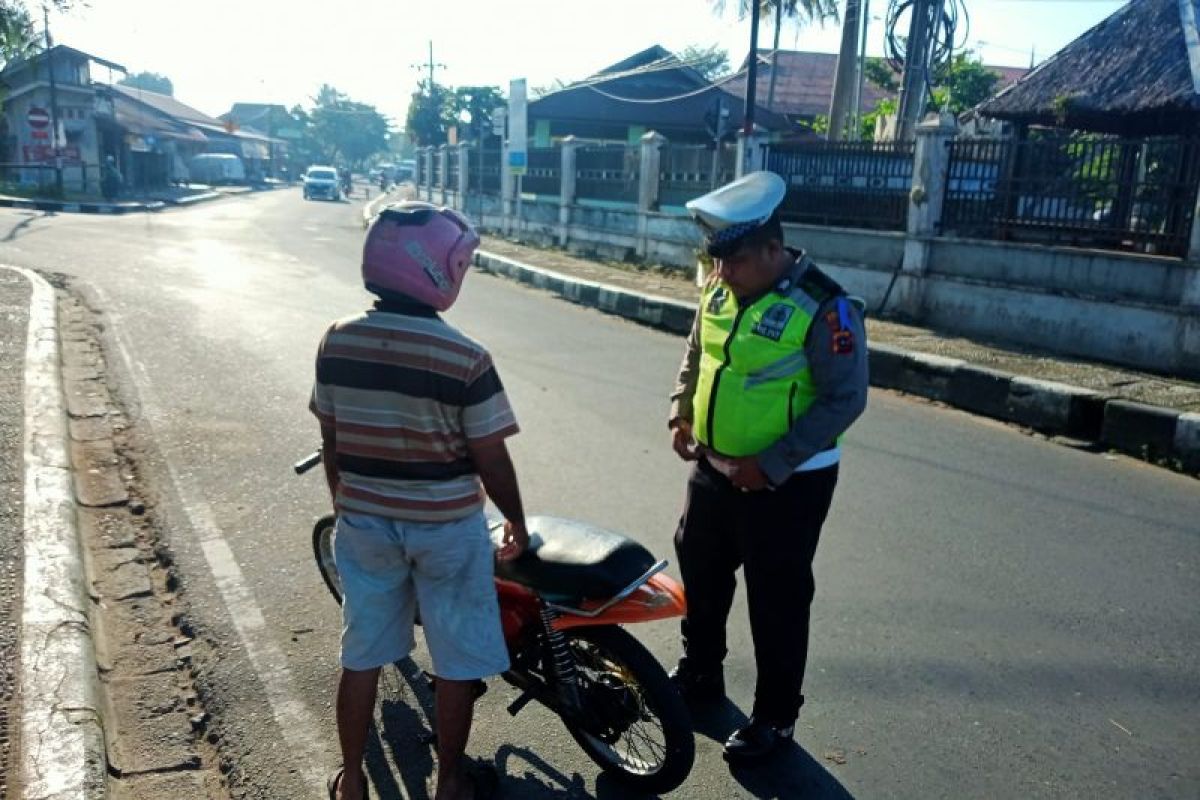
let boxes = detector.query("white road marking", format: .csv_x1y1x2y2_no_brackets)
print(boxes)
97,288,330,795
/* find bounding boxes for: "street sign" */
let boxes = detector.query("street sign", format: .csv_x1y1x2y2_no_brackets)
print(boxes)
507,79,527,176
27,106,50,129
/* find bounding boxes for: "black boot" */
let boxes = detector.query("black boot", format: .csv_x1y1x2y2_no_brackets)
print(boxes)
668,658,725,704
723,717,794,765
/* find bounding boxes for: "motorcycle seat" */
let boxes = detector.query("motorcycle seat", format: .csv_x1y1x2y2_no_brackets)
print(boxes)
490,515,657,601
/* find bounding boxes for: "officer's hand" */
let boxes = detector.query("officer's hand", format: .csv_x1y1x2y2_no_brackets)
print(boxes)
496,519,529,562
730,457,770,491
670,420,700,461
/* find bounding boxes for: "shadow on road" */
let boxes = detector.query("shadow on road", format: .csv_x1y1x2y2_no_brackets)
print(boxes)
690,699,857,800
362,657,674,799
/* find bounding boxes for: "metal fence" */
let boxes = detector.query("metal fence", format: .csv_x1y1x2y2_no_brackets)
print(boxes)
943,135,1200,257
446,150,459,189
414,156,424,186
0,162,101,197
430,154,441,187
521,146,561,197
766,141,915,230
467,148,501,194
658,143,737,209
576,145,639,205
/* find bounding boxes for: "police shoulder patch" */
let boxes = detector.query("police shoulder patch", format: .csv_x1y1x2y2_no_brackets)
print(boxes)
706,286,729,314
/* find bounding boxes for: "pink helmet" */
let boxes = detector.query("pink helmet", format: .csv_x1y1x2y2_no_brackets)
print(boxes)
362,201,480,311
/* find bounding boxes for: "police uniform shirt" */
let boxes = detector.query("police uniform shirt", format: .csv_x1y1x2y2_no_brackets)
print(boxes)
669,251,869,487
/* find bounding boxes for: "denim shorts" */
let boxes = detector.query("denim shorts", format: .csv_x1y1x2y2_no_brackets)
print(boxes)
333,510,510,679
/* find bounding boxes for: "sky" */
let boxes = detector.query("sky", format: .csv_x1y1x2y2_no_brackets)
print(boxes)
48,0,1128,127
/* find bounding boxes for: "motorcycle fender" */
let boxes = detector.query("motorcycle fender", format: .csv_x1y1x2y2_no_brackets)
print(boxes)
551,573,686,631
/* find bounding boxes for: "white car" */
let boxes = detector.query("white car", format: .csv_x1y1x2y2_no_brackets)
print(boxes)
303,166,341,201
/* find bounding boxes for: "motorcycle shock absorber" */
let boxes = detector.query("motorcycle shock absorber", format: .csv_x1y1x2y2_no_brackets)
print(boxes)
539,606,583,713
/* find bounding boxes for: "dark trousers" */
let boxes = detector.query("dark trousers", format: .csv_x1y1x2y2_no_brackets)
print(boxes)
674,457,838,725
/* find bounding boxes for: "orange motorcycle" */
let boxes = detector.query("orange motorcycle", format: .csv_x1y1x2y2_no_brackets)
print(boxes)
295,451,695,794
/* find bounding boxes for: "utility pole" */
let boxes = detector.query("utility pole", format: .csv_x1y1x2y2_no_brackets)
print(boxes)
895,0,935,141
42,4,63,197
828,0,863,141
709,95,730,189
743,1,761,137
410,41,446,95
852,0,871,140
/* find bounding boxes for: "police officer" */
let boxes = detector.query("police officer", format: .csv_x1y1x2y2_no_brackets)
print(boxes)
668,171,869,765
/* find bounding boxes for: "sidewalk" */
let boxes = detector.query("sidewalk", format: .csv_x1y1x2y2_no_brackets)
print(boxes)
471,236,1200,476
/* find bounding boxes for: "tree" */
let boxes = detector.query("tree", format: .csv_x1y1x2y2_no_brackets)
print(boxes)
679,43,731,82
928,52,1002,115
405,80,455,147
859,52,1001,138
712,0,839,109
863,57,899,93
0,1,39,71
304,85,390,169
119,71,173,96
452,85,505,143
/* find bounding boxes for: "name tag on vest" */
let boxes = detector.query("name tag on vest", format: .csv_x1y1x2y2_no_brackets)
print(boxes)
751,303,795,342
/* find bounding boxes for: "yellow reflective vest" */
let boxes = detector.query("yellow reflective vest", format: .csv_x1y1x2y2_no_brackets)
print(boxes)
693,278,826,457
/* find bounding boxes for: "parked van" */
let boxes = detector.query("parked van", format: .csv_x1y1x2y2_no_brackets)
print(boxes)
188,153,247,185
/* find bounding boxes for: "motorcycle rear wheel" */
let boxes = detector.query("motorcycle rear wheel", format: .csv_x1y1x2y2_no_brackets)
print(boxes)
561,625,694,794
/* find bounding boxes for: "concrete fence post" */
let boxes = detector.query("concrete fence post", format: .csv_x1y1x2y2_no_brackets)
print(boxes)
895,113,958,319
457,142,470,213
637,131,667,259
735,129,769,178
423,148,434,202
559,136,581,248
501,139,514,235
438,146,450,206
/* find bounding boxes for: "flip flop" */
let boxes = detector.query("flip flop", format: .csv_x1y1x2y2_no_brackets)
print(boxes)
327,767,369,800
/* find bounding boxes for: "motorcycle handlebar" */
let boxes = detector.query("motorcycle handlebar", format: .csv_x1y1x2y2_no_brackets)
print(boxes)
294,450,322,475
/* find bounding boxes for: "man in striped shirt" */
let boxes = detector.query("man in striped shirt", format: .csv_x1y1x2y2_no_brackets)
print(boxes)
311,203,527,800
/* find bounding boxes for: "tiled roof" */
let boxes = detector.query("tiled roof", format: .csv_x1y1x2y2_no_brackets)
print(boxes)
110,84,225,131
727,50,1028,118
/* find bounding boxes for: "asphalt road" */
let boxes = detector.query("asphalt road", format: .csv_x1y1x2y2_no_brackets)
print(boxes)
1,191,1197,799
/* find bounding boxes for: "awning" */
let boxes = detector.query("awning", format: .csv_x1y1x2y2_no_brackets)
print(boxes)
111,93,207,143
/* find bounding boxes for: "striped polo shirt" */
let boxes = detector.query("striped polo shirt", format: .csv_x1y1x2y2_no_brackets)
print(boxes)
310,303,519,522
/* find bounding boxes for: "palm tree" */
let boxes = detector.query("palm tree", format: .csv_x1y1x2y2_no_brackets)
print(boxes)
713,0,840,110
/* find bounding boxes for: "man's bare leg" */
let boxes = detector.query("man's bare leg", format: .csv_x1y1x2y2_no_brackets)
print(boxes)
336,666,380,800
433,678,477,800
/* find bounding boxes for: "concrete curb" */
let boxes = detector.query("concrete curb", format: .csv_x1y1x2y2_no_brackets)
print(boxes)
474,248,1199,476
0,195,165,214
5,265,107,799
0,184,273,214
1102,400,1183,463
166,191,222,206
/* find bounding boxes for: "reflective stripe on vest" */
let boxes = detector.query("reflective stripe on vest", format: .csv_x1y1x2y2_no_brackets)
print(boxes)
694,282,821,457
